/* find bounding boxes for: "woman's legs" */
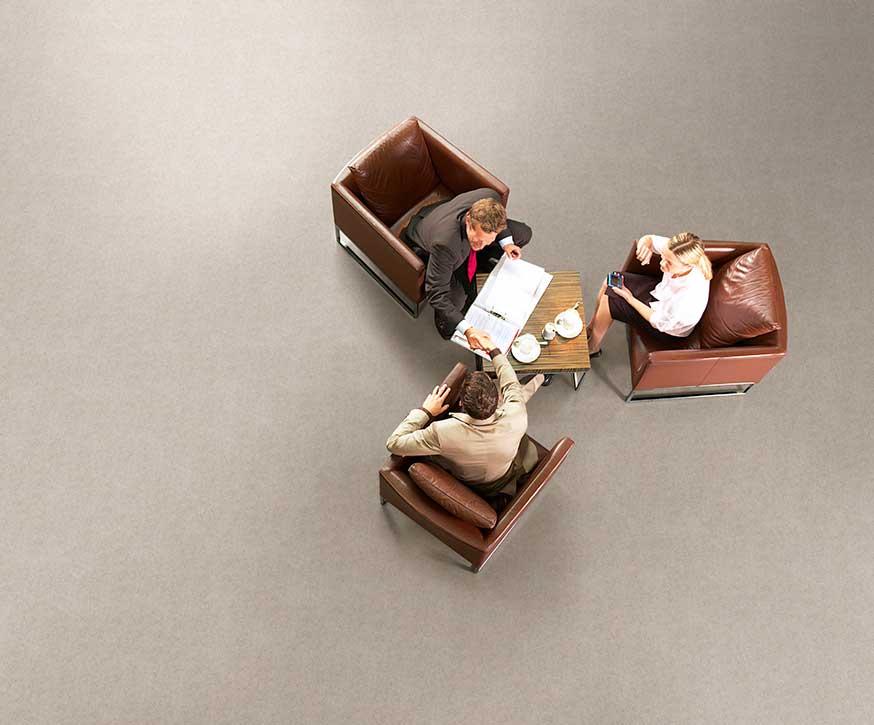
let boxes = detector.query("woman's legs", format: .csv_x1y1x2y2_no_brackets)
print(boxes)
587,282,614,353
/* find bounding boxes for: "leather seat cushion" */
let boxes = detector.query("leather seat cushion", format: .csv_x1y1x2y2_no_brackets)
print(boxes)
698,246,783,348
627,326,701,387
348,118,440,225
408,462,497,530
389,184,453,238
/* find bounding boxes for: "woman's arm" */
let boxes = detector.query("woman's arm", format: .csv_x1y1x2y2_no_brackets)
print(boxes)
636,234,670,264
647,235,671,254
626,294,654,322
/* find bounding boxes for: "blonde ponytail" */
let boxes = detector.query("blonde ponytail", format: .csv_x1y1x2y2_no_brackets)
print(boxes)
668,232,713,280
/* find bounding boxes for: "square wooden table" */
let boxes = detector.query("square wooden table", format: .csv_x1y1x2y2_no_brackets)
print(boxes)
475,270,590,390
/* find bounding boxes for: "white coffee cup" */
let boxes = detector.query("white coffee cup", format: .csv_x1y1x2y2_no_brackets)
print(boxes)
542,322,556,341
556,308,582,329
515,334,537,355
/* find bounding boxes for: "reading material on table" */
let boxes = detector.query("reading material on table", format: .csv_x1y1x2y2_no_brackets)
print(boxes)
451,257,553,359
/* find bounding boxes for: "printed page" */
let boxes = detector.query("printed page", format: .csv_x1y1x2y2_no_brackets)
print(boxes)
478,257,552,327
450,305,520,358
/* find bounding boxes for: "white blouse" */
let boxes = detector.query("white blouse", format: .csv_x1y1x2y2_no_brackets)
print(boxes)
646,235,710,337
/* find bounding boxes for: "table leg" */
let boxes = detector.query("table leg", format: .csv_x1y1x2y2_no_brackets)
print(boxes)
573,371,586,390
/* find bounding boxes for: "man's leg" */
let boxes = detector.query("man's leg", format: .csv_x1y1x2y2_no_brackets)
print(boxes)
403,200,446,251
433,279,469,340
521,373,545,403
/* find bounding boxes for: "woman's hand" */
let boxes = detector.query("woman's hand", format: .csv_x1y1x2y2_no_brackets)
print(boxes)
610,282,654,322
635,236,653,265
611,284,635,303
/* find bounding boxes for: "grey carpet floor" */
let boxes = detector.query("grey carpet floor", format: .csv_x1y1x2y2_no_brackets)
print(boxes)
3,2,873,723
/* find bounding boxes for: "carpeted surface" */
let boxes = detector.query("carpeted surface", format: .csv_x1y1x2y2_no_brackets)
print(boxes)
2,2,872,723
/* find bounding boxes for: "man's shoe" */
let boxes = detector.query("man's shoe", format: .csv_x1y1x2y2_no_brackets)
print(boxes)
485,492,513,515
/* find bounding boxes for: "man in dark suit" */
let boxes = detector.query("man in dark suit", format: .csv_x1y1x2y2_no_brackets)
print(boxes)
404,188,533,349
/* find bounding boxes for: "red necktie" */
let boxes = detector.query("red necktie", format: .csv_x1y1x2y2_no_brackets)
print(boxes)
467,249,477,282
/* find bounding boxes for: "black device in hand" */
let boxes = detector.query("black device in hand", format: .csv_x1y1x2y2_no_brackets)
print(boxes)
607,271,624,288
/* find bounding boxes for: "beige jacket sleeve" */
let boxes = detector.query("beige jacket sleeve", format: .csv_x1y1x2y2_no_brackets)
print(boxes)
385,408,442,457
492,352,543,407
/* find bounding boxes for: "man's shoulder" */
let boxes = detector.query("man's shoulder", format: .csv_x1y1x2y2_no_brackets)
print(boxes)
427,417,465,442
451,187,500,205
432,416,468,430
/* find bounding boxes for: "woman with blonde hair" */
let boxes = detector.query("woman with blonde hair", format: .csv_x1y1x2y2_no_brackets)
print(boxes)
587,232,713,355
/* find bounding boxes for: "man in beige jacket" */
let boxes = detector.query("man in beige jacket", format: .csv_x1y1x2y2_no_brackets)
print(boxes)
386,333,544,498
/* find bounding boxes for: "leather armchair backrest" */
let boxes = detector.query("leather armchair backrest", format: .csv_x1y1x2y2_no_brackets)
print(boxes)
409,462,497,529
346,118,439,225
699,244,785,349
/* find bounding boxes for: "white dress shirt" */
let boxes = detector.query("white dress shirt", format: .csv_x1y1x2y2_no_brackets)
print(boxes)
647,235,710,337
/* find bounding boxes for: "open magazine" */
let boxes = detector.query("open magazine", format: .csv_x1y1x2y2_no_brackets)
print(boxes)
451,256,553,359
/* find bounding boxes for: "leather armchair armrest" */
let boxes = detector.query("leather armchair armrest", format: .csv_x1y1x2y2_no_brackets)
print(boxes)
417,119,509,205
331,181,424,270
440,362,469,412
331,181,426,301
621,240,661,277
484,437,574,548
380,468,486,551
648,345,784,362
381,454,410,473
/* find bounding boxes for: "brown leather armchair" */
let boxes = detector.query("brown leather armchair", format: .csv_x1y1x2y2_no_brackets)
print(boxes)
379,363,575,572
331,117,508,317
621,240,788,401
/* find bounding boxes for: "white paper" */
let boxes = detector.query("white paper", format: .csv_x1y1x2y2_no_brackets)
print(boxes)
450,255,553,359
450,306,520,358
478,257,553,327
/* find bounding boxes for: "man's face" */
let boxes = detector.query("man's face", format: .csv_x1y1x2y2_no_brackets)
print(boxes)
465,215,498,251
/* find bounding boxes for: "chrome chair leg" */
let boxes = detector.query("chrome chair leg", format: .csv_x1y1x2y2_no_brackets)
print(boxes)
335,226,421,318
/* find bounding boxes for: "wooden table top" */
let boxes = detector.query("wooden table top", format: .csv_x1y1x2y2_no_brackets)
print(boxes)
477,270,590,374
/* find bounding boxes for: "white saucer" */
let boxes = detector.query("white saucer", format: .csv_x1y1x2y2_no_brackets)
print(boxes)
511,334,541,363
554,316,583,339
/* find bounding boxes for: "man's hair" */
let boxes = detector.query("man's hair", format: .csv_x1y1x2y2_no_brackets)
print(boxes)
468,198,507,234
459,371,499,420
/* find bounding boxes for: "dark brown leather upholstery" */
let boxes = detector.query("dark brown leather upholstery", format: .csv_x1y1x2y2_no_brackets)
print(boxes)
332,117,509,313
347,118,440,225
698,245,783,347
389,184,452,238
409,462,497,529
439,362,467,412
620,241,788,397
379,363,575,572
